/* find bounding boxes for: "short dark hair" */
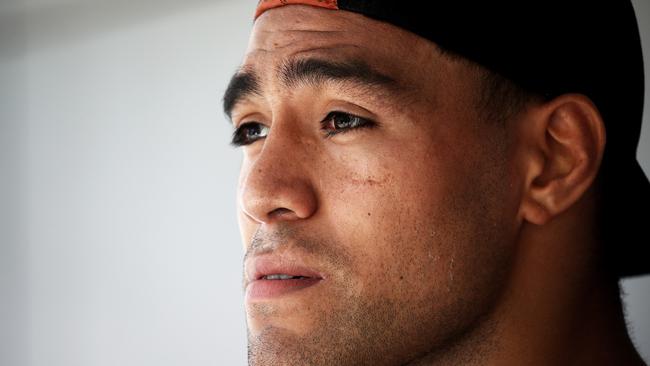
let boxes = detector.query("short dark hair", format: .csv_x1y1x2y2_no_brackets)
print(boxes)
436,46,541,127
475,68,540,127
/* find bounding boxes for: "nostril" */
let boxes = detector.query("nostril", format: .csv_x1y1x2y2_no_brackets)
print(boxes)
268,207,294,219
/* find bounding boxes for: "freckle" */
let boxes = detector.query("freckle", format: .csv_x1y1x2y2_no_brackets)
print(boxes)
399,276,404,280
258,168,262,173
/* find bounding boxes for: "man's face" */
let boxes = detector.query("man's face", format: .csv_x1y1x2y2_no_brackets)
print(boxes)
228,5,523,366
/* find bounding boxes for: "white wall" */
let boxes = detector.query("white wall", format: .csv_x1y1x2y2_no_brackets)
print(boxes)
1,1,249,365
0,1,648,365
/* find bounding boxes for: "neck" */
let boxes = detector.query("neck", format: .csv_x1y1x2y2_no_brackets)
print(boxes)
407,187,646,366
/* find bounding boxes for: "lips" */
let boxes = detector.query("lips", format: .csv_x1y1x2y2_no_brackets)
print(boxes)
245,256,324,301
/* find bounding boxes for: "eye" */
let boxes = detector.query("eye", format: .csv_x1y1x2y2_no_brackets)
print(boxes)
231,122,270,147
321,111,376,137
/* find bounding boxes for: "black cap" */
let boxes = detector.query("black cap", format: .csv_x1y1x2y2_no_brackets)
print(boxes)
255,0,649,277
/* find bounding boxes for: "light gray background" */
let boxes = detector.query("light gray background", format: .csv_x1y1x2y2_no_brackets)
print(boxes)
1,1,648,365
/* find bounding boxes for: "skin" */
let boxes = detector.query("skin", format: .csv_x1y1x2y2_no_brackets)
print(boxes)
226,5,647,366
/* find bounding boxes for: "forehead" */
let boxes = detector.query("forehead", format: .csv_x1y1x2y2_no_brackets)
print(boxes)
242,5,443,89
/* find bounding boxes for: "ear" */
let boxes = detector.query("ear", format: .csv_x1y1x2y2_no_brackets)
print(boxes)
518,94,606,225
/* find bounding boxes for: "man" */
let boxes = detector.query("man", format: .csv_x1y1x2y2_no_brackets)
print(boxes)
223,1,649,365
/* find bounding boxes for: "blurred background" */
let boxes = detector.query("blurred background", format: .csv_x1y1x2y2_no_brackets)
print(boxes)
1,1,648,365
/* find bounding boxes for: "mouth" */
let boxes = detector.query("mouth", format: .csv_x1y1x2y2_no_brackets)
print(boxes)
261,274,312,280
245,259,324,301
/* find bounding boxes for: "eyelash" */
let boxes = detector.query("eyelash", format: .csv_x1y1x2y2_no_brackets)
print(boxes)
230,111,376,147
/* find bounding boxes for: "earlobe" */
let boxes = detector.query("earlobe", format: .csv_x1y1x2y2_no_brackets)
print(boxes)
519,94,606,226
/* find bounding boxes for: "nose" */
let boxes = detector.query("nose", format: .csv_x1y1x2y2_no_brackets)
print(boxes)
239,132,319,224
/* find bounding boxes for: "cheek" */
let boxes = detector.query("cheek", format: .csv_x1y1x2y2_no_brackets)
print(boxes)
319,146,450,282
236,160,257,250
319,137,514,302
237,209,254,252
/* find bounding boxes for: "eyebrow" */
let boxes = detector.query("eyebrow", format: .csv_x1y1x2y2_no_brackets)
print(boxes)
222,57,400,120
223,70,262,120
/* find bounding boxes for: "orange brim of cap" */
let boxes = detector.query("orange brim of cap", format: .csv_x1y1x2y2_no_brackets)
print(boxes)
255,0,339,19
